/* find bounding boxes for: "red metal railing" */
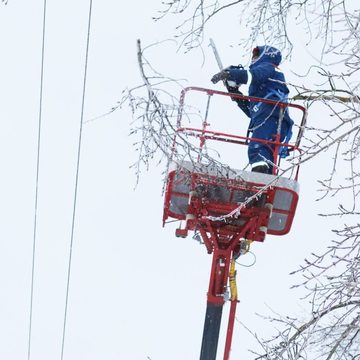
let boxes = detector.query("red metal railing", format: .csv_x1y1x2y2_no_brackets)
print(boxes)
172,86,307,179
164,87,308,360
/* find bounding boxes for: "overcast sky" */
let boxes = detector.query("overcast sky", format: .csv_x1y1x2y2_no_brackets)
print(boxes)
0,1,344,359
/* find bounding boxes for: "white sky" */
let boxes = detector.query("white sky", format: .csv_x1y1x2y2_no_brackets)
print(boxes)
0,1,346,359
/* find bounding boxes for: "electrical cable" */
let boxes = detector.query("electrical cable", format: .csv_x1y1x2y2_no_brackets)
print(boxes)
28,1,47,359
236,251,257,267
60,1,93,359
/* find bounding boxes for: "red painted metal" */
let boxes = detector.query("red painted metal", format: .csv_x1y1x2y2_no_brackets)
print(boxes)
224,298,238,360
162,87,307,359
164,168,297,238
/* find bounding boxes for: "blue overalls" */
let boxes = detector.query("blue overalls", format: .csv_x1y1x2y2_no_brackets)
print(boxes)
227,46,293,173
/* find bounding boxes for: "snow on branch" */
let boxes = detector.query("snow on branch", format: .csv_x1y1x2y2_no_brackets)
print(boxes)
117,39,239,186
252,221,360,359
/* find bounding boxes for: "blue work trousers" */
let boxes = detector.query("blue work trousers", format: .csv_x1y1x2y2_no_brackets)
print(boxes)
248,113,290,173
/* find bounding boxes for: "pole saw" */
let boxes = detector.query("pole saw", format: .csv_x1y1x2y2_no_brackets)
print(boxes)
209,38,224,71
209,38,251,118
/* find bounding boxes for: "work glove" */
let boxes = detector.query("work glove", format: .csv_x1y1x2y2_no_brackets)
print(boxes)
226,83,239,93
227,86,243,102
211,70,229,84
226,86,251,117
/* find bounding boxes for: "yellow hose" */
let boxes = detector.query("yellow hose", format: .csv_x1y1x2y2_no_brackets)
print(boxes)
229,259,238,301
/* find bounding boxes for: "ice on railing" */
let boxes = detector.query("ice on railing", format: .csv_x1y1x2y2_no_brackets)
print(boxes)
166,161,299,235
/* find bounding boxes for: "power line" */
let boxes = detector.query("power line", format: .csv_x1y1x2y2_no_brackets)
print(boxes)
60,1,93,359
28,1,47,359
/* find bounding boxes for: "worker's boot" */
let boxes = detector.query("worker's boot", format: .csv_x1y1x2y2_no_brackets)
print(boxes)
251,164,270,174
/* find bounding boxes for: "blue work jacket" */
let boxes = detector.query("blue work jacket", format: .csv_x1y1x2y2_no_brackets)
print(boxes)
227,45,293,128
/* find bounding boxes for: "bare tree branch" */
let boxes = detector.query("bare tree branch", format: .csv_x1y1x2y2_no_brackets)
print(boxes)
116,2,360,357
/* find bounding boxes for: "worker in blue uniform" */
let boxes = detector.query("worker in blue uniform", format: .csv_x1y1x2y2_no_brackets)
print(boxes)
211,45,293,174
